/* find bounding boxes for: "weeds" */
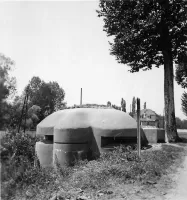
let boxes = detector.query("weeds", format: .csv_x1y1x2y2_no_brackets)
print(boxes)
68,145,185,191
1,132,53,199
0,132,186,200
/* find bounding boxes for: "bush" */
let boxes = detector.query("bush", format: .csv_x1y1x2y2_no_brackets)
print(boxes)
0,131,36,163
1,131,40,199
0,131,71,199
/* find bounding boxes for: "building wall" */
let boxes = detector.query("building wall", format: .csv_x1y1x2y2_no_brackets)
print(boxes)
143,128,165,143
141,120,158,127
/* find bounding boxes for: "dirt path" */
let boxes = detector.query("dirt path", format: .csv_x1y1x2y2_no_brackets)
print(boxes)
165,153,187,200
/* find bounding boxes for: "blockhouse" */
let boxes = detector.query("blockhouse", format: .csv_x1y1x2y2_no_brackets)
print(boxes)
35,108,148,167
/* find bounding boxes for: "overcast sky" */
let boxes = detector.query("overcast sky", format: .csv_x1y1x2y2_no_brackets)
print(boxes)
0,1,186,119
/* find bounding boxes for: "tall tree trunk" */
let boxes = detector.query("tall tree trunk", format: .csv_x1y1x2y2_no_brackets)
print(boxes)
159,0,180,142
163,51,179,142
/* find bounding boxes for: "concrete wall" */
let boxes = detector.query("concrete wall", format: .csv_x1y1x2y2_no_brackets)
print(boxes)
35,141,53,167
143,128,165,143
53,127,92,165
157,129,165,141
36,128,145,167
35,108,149,167
35,126,165,167
36,126,148,167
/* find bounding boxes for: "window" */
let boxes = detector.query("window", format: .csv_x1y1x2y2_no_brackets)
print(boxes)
44,135,53,143
101,136,137,148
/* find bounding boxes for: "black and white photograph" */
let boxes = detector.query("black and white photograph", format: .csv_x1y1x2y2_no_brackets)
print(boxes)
0,0,187,199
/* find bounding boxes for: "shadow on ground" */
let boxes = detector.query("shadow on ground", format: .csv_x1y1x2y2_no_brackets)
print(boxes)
180,137,187,143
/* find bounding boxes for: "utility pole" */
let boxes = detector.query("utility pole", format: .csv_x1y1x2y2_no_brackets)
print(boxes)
18,88,29,133
80,88,82,106
137,98,141,158
23,92,29,133
18,95,27,133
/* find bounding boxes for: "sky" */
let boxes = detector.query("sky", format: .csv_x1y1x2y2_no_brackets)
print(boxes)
0,1,186,120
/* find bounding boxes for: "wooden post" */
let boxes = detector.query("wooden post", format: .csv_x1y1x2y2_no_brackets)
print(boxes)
137,98,141,157
80,88,82,106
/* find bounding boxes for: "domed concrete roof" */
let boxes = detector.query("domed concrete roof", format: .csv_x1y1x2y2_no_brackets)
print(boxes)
37,108,137,136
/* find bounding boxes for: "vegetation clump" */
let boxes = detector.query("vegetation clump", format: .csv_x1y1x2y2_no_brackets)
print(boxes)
0,131,185,200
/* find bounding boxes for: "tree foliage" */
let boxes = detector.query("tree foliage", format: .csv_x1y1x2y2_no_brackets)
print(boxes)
107,101,111,107
175,117,187,129
144,102,147,110
0,95,41,130
97,0,187,71
132,97,136,117
26,76,66,121
1,75,66,130
0,54,17,129
175,53,187,118
175,53,187,89
121,98,126,112
2,96,22,130
181,91,187,117
0,53,16,101
112,104,121,110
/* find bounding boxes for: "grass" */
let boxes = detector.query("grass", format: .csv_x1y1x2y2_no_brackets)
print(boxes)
1,132,186,200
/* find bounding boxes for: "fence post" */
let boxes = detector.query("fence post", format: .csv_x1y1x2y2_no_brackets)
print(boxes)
137,98,141,157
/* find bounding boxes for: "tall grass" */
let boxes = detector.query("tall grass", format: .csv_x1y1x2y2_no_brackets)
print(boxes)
0,131,185,200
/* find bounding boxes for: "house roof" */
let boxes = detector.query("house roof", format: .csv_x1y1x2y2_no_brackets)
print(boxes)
140,109,158,116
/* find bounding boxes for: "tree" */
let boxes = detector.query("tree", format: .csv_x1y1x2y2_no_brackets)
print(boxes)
0,53,16,102
144,102,147,110
157,114,164,128
181,120,187,129
112,104,121,110
107,101,111,107
132,97,136,117
121,98,126,112
97,0,187,142
181,92,187,117
5,96,22,130
175,53,187,89
26,76,66,121
175,51,187,118
0,53,16,129
175,117,187,129
6,95,41,131
48,81,66,111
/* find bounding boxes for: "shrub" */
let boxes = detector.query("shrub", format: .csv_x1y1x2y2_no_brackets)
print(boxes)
1,131,40,199
0,131,71,199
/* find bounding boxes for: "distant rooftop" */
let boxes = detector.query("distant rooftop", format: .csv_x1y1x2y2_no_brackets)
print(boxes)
140,109,158,116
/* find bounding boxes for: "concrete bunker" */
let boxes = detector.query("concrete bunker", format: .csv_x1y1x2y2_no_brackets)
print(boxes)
35,108,148,167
